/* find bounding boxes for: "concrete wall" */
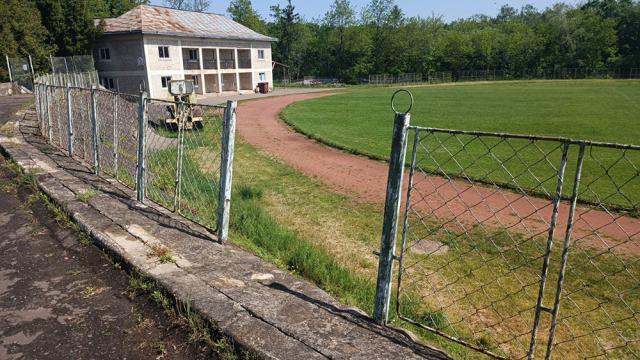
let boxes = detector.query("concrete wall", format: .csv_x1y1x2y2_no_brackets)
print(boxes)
251,42,272,70
94,34,146,73
94,34,148,95
251,43,273,90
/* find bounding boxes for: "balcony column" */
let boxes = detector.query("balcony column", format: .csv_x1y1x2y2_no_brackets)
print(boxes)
216,48,222,94
234,49,240,93
198,48,205,95
251,70,256,92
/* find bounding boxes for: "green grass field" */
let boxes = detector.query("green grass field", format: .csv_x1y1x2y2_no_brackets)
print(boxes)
284,80,640,149
283,80,640,209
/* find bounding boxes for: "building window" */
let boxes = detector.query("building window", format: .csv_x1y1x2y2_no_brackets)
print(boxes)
188,49,198,61
100,77,115,90
158,46,170,59
257,50,265,60
99,48,111,60
161,76,172,88
259,72,266,82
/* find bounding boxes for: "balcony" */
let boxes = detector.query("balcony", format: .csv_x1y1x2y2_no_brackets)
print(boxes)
238,58,252,69
202,49,217,70
220,59,236,69
202,59,218,70
183,59,200,70
182,48,201,70
237,49,252,69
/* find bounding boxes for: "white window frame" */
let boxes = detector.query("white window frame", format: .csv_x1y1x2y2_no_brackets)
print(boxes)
258,72,266,82
257,50,265,60
161,76,172,89
99,48,111,61
158,46,170,59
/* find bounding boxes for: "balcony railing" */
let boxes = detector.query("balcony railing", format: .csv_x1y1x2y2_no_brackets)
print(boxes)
203,59,218,70
238,59,252,69
183,59,200,70
220,59,236,69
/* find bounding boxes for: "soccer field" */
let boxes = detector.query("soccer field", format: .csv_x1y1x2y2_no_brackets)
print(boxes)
283,80,640,208
283,80,640,157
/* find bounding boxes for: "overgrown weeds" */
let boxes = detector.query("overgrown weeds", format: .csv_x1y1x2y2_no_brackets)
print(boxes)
148,244,176,264
127,272,255,360
77,189,100,203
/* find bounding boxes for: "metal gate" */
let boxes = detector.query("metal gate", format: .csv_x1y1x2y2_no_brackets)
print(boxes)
5,55,34,92
374,90,640,359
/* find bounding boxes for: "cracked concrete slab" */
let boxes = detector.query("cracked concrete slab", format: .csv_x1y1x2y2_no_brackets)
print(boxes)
0,109,451,360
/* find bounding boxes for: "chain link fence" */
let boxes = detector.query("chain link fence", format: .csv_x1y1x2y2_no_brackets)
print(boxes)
366,67,640,87
33,73,237,242
144,97,226,228
50,55,95,74
303,76,340,86
369,73,423,86
374,91,639,359
5,56,34,92
38,71,99,88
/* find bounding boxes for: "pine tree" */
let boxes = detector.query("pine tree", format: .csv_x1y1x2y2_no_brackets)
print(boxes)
227,0,267,33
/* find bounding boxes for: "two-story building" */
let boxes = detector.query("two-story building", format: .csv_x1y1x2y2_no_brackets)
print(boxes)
93,5,276,98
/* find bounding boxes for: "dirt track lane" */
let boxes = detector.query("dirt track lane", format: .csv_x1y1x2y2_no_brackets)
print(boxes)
236,93,640,256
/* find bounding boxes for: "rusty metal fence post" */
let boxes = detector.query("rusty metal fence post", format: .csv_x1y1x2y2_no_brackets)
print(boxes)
374,90,413,324
217,100,237,244
136,91,148,202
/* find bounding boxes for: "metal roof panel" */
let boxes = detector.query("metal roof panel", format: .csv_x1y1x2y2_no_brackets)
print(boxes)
99,5,275,42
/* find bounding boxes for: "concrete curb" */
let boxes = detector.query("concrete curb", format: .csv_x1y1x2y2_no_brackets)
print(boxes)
0,110,450,360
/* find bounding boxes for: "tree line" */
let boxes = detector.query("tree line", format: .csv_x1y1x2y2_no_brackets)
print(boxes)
1,0,147,80
1,0,639,84
229,0,640,83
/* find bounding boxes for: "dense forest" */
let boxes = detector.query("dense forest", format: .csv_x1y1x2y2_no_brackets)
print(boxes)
236,0,640,82
1,0,639,83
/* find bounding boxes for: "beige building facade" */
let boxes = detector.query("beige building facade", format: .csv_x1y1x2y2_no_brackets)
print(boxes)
93,5,275,99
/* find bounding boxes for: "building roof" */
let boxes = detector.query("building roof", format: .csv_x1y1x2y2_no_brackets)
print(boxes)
97,5,276,42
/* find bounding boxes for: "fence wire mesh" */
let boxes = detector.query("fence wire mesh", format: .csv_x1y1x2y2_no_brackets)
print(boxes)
33,74,234,238
369,73,424,86
7,56,34,92
366,67,639,86
51,55,95,74
39,71,99,88
394,126,640,359
547,143,640,359
145,98,226,229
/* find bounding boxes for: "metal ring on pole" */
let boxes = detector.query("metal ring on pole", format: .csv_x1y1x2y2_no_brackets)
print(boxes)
391,89,414,114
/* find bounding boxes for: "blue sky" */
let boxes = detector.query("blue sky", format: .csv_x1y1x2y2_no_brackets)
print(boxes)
151,0,578,22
